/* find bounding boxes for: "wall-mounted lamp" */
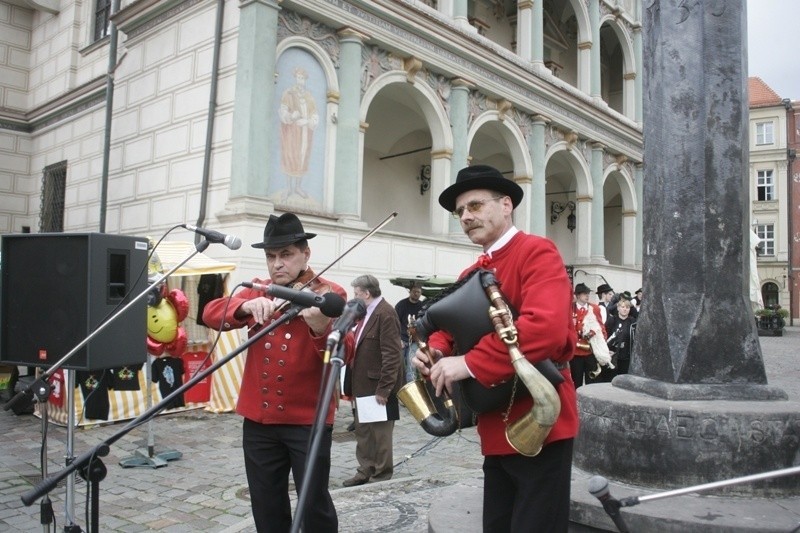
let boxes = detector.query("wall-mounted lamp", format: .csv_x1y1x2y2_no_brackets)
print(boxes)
551,200,576,232
417,164,431,195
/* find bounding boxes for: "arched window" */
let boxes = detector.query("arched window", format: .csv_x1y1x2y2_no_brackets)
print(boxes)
761,282,780,308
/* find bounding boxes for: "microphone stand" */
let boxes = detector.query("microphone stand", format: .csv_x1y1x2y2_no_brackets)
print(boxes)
20,304,306,517
4,239,212,532
619,465,800,508
592,466,800,533
290,338,347,533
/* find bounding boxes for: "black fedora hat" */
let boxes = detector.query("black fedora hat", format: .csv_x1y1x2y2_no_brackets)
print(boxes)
252,213,316,249
574,283,591,295
596,283,613,295
438,165,524,212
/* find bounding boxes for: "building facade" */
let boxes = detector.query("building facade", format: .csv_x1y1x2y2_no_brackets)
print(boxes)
748,77,796,321
0,0,644,302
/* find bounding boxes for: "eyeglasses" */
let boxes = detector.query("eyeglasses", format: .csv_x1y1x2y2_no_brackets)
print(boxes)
452,195,505,219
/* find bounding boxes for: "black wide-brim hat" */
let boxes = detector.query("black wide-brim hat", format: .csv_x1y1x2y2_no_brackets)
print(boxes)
574,283,591,295
596,283,613,295
252,213,316,249
438,165,524,212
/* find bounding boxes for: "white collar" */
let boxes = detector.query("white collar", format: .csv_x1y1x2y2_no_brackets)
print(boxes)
483,226,519,257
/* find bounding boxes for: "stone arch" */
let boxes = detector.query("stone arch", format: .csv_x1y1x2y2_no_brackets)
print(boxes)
544,142,592,262
603,163,637,266
359,71,453,234
598,17,636,118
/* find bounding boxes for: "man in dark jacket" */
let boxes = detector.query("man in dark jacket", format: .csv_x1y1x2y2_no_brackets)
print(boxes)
343,274,404,487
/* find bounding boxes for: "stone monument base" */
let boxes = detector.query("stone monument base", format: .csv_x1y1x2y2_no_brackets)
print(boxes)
574,382,800,496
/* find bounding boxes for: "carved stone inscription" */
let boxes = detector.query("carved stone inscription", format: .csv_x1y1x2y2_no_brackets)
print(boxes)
582,402,800,448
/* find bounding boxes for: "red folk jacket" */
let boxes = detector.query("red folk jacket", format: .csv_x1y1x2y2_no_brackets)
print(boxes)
202,273,347,426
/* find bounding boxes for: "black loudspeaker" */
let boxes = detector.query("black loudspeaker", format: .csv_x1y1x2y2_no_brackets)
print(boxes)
0,233,149,370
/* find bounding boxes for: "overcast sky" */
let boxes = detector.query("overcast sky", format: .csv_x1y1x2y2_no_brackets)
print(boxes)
747,0,797,100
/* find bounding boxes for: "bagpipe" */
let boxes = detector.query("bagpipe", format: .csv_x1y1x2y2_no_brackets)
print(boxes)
398,269,564,456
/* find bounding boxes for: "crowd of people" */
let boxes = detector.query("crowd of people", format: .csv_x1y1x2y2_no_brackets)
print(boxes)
201,165,643,532
571,282,641,387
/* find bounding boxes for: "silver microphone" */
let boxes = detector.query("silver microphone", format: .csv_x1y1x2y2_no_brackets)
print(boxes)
182,224,242,250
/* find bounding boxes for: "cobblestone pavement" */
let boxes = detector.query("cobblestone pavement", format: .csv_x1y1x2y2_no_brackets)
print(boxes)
0,326,797,532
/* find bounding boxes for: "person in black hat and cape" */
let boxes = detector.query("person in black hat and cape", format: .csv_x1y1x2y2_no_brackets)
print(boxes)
412,164,578,532
202,213,346,533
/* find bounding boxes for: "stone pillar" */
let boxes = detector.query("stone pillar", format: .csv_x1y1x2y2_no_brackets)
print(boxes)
589,0,601,99
443,78,472,235
334,28,367,221
532,0,544,70
516,1,532,62
529,115,548,236
633,23,643,125
573,3,799,515
452,0,469,29
590,142,605,262
229,0,281,202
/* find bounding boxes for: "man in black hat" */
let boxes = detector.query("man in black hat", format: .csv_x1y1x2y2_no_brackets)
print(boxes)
413,164,577,531
202,212,345,533
596,283,614,323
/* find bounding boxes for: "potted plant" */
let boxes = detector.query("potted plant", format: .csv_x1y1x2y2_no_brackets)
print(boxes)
755,305,787,336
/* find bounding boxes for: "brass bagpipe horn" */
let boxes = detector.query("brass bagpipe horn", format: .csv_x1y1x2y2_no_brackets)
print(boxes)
482,279,561,457
396,320,460,437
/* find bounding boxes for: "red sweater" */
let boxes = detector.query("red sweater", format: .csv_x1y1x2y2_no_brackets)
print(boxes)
202,275,347,426
427,232,578,455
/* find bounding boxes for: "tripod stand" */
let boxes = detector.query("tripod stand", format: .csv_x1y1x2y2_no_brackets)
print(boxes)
19,304,304,528
4,240,211,531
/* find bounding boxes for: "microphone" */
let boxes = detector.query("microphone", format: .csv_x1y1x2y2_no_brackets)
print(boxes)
326,298,367,350
588,475,630,533
182,223,242,250
242,282,345,318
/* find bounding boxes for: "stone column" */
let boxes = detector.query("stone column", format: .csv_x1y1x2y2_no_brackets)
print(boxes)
529,115,549,236
442,78,472,235
590,142,605,262
229,0,281,203
532,0,544,68
633,22,643,125
573,4,798,516
589,0,601,99
516,1,533,62
452,0,469,30
334,28,368,222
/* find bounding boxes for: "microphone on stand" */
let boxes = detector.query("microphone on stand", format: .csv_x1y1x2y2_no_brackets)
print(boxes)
588,475,630,533
181,224,242,250
325,298,367,349
242,282,345,318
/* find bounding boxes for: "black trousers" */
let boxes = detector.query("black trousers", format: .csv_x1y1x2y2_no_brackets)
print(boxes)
482,438,574,533
242,419,337,533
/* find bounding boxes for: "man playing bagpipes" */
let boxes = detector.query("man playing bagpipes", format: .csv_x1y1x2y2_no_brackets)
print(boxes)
412,165,578,532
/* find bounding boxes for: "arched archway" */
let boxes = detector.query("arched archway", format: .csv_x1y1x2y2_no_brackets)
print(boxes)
599,18,635,118
360,73,453,235
544,143,591,263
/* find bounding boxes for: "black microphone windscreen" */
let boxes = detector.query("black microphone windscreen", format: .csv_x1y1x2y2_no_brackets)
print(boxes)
319,293,346,318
